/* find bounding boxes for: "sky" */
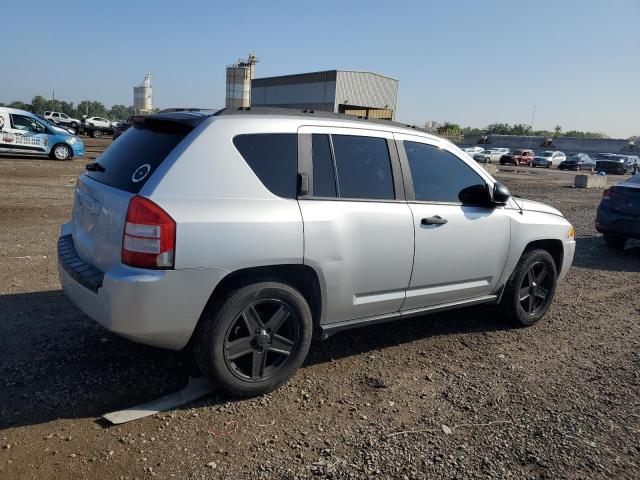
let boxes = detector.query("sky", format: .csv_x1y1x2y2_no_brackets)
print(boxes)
2,0,638,138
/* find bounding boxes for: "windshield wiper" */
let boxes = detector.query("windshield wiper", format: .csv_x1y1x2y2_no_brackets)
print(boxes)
85,162,105,172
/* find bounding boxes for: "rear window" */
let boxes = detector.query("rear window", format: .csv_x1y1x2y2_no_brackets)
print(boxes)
85,123,189,193
233,134,298,198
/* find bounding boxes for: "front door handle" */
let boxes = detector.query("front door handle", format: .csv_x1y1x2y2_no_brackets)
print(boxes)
421,215,448,226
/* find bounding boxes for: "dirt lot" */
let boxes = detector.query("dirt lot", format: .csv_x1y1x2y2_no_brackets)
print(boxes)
1,138,639,479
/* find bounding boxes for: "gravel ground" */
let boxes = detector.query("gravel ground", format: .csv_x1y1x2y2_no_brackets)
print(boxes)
1,140,639,479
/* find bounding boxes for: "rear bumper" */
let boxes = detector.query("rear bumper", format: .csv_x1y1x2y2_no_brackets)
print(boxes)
58,228,229,350
595,206,640,239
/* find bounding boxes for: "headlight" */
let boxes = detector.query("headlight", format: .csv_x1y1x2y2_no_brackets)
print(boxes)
568,226,575,239
67,136,77,144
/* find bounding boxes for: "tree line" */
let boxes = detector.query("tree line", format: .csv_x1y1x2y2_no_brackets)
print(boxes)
423,121,613,140
0,95,138,121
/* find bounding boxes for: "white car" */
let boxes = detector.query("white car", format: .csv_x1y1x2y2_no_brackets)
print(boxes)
462,146,484,157
84,117,113,129
532,151,566,168
473,148,511,164
43,111,82,133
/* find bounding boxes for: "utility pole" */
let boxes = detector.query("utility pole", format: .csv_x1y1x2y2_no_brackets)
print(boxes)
52,90,55,111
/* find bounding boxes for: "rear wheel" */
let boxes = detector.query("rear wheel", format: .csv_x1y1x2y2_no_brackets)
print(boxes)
603,233,627,250
498,249,557,327
194,281,313,398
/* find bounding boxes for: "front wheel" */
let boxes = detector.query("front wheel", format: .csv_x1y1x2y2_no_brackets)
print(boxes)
50,144,72,161
194,281,313,398
498,249,558,327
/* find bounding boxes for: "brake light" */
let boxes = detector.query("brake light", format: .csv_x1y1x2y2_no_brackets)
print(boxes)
122,196,175,269
602,188,611,200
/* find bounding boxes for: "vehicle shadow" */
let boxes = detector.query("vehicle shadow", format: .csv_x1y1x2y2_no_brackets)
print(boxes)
0,290,508,430
572,235,640,272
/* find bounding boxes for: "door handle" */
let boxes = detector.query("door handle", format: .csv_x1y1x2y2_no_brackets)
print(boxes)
421,215,448,226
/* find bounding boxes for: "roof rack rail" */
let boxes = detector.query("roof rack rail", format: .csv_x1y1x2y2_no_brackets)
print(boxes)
212,106,433,135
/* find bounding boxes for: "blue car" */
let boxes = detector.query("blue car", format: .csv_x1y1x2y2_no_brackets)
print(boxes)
595,173,640,249
0,107,85,160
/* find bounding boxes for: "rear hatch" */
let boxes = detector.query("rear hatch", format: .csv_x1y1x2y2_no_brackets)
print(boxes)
608,180,640,216
71,113,208,272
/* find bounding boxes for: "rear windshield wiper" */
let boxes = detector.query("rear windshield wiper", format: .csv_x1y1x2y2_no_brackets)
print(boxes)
85,162,105,172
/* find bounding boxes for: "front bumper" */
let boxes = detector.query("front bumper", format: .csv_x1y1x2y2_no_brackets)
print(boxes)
57,228,229,350
71,142,85,158
559,239,576,282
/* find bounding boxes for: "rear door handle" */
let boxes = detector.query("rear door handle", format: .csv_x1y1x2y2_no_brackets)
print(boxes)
421,215,448,226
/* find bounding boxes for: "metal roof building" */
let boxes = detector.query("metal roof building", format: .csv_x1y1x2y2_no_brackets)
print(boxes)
251,70,398,120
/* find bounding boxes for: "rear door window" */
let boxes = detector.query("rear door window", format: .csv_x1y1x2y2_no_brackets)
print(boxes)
233,133,298,199
85,122,189,193
331,135,395,200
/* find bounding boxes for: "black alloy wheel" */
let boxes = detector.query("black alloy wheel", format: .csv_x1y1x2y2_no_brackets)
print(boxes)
517,261,553,317
194,280,313,398
223,300,299,382
498,249,557,327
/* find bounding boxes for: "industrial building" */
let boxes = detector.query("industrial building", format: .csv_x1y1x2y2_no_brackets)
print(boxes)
133,73,153,114
225,54,258,108
251,70,398,120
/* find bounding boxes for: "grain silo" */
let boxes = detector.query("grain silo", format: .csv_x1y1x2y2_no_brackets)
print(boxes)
225,53,257,108
133,73,153,114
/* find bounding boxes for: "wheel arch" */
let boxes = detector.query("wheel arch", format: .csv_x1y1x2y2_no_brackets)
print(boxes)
189,264,324,346
523,239,563,273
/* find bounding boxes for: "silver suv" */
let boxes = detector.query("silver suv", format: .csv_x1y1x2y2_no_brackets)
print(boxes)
58,108,575,397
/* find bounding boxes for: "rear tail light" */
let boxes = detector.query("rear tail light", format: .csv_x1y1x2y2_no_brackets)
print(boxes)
122,196,175,269
602,188,611,200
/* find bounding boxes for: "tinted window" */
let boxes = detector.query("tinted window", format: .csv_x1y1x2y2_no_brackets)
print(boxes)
311,134,336,197
332,135,394,200
85,123,189,194
404,141,486,203
233,134,297,199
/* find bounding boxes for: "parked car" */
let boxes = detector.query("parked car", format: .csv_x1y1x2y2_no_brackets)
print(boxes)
462,146,484,157
112,115,145,140
558,153,596,171
595,153,639,175
43,111,82,133
82,116,115,138
58,107,575,398
0,107,85,160
473,148,503,163
35,114,76,134
500,149,535,166
595,173,640,249
531,151,566,168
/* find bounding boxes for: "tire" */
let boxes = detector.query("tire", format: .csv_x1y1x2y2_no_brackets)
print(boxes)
194,280,313,398
49,143,72,161
545,163,550,169
603,233,627,250
90,129,102,138
498,249,558,327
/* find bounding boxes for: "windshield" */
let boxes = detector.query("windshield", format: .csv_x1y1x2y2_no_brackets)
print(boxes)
512,150,524,155
539,151,554,157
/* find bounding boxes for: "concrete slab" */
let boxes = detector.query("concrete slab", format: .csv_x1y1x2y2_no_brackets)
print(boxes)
574,174,607,188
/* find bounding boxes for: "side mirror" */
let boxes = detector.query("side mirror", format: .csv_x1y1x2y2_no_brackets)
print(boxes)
458,184,491,206
492,182,511,206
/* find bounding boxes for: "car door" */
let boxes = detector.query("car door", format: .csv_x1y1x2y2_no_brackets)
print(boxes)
297,126,414,325
8,113,49,155
394,133,511,310
0,111,12,153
